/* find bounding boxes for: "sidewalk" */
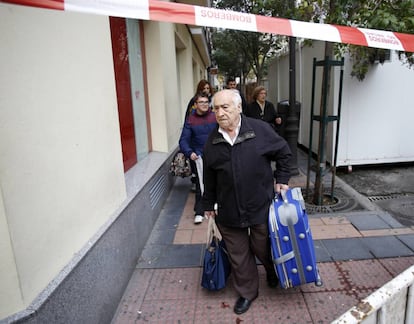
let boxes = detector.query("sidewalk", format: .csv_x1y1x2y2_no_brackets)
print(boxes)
111,153,414,323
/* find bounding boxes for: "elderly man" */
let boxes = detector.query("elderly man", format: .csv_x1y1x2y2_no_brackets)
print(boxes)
202,89,292,315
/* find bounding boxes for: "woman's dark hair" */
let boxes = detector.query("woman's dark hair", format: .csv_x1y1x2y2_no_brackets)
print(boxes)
195,79,214,95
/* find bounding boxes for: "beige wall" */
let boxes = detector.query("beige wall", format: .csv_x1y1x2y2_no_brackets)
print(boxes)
0,5,126,317
144,21,173,153
144,21,208,153
175,24,195,119
0,189,23,316
0,2,210,319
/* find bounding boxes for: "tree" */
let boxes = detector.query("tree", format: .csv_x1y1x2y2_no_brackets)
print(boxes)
296,0,414,81
211,1,414,205
293,0,414,205
211,0,287,84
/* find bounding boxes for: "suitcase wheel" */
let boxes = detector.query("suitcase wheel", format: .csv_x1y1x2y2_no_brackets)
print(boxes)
315,272,323,287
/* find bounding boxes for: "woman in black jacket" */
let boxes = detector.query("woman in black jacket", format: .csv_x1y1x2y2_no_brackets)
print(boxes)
244,86,282,134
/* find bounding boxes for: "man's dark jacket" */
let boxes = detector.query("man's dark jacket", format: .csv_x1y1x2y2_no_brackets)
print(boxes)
202,115,291,228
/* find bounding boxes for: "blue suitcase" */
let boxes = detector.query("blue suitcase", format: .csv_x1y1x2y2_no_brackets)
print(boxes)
268,187,322,289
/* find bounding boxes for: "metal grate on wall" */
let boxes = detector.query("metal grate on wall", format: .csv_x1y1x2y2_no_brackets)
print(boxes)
149,173,168,210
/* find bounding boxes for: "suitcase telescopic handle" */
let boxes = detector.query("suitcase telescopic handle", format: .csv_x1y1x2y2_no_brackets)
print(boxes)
280,189,288,203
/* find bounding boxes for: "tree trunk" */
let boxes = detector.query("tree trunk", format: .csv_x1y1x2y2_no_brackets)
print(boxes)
312,41,334,205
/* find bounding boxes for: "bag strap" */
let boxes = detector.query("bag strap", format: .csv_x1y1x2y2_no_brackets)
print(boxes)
206,217,222,246
195,157,204,194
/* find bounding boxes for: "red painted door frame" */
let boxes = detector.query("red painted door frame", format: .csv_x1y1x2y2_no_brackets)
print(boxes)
109,17,137,172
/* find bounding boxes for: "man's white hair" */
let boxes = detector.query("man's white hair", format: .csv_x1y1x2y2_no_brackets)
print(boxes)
211,89,242,109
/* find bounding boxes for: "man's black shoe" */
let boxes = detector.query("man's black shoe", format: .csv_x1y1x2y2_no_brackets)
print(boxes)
266,273,279,288
234,296,256,315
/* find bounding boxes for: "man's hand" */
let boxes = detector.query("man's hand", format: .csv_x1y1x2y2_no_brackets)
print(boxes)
275,183,289,193
204,210,216,219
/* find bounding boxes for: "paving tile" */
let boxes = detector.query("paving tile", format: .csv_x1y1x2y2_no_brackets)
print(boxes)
321,216,350,225
311,224,361,240
250,294,314,323
145,228,176,245
136,245,164,268
154,244,204,268
173,229,193,244
337,259,393,298
154,186,189,231
176,212,198,230
152,211,181,230
182,194,195,213
309,218,324,226
136,299,196,323
177,195,197,230
138,244,203,268
360,227,414,237
361,236,414,258
111,269,153,323
300,261,345,292
347,214,391,231
114,168,414,324
396,234,414,251
191,228,208,244
378,256,414,276
314,240,333,262
322,238,373,261
378,212,405,228
304,291,359,323
144,268,201,301
193,296,245,323
195,277,250,324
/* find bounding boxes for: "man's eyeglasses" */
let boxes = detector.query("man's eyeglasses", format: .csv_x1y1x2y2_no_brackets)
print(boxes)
197,101,209,105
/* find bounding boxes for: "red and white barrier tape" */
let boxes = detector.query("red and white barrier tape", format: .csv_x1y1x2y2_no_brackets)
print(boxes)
2,0,414,52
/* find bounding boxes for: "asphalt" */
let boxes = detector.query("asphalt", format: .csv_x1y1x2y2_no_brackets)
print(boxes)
111,149,414,323
336,161,414,227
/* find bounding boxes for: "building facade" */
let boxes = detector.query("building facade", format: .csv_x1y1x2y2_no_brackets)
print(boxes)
0,1,211,322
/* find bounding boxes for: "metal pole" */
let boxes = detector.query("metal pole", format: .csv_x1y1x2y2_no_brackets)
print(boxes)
285,36,299,175
306,58,317,199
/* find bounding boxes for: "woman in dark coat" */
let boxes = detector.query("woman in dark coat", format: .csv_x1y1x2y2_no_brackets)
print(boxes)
244,86,282,134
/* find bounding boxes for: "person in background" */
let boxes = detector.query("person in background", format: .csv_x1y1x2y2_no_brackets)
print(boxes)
226,76,247,113
202,89,292,315
185,79,214,120
244,85,282,134
184,79,214,191
179,92,217,224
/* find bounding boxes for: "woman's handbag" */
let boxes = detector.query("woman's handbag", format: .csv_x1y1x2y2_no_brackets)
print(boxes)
169,151,192,178
201,217,231,291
